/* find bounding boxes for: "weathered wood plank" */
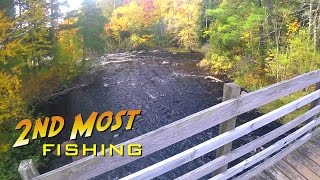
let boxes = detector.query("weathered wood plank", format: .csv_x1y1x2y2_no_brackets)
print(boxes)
215,83,241,174
297,145,320,165
122,91,320,180
33,70,320,180
314,136,320,144
275,160,307,180
254,171,273,180
264,166,290,180
315,134,320,139
310,138,320,148
237,71,320,114
313,130,320,139
18,159,39,180
310,82,320,113
176,106,320,180
283,152,319,179
303,141,320,157
210,121,320,180
289,150,320,177
219,130,320,180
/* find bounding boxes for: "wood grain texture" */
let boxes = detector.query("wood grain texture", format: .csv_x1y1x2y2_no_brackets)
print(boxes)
264,166,290,180
310,138,320,148
176,106,320,180
223,131,320,180
303,141,320,156
121,91,320,180
215,83,241,174
210,122,320,180
274,160,307,180
253,171,273,180
289,150,320,176
283,153,319,179
297,145,320,165
228,133,320,180
18,159,40,180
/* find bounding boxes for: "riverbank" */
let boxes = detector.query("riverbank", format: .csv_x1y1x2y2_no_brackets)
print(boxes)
35,50,281,179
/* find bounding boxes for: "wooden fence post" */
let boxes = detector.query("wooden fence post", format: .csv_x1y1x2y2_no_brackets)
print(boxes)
18,159,40,180
309,82,320,132
310,82,320,112
214,83,241,174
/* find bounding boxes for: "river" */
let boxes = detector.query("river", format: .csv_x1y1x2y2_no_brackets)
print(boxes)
37,50,279,179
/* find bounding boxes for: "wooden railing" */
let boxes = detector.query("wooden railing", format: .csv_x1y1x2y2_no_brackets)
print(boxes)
19,70,320,180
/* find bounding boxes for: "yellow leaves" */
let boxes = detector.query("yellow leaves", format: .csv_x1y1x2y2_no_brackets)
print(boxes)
130,34,153,48
106,2,145,40
0,143,10,153
241,32,250,39
0,72,25,124
157,0,201,49
0,11,20,63
0,11,13,37
286,19,300,36
265,50,275,62
209,54,233,74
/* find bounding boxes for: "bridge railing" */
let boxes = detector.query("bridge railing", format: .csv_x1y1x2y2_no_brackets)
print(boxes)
20,70,320,180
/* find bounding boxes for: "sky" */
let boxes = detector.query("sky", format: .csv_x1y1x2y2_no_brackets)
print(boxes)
61,0,82,14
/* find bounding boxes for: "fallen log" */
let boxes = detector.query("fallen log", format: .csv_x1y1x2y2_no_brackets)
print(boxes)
38,83,90,103
204,76,224,82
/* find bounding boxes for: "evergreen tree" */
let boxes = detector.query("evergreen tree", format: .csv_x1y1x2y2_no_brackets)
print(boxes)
0,0,15,17
21,0,51,67
78,0,107,56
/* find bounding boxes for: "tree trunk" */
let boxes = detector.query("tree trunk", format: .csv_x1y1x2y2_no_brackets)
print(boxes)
309,0,314,48
314,2,320,52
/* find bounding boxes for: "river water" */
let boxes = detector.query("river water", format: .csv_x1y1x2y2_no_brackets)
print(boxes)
38,50,279,179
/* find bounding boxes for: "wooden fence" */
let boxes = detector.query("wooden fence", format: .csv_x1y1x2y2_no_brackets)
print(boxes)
19,70,320,180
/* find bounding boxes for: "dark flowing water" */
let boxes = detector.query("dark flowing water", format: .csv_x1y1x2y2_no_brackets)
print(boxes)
37,50,280,179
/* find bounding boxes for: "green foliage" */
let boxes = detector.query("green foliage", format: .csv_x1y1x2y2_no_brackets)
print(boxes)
0,72,25,126
154,0,202,50
0,11,23,64
0,2,89,179
259,90,312,124
20,0,52,67
78,0,107,55
201,0,320,124
267,30,320,81
0,133,43,180
0,0,15,17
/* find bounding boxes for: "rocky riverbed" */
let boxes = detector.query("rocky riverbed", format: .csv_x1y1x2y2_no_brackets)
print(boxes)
37,50,280,179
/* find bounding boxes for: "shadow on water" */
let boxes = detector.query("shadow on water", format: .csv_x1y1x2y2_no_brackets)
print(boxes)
36,50,281,179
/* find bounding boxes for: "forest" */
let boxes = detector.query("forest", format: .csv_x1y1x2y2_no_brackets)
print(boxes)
1,0,320,179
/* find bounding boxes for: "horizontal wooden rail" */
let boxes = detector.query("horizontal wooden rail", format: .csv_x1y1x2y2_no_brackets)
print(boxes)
176,105,320,180
121,89,320,179
234,129,320,180
211,118,320,179
32,70,320,180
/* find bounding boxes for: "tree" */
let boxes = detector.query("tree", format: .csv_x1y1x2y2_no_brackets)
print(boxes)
154,0,202,50
0,0,15,17
0,72,24,126
78,0,107,56
21,0,51,67
48,0,65,52
0,11,21,64
106,2,145,45
205,1,265,75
